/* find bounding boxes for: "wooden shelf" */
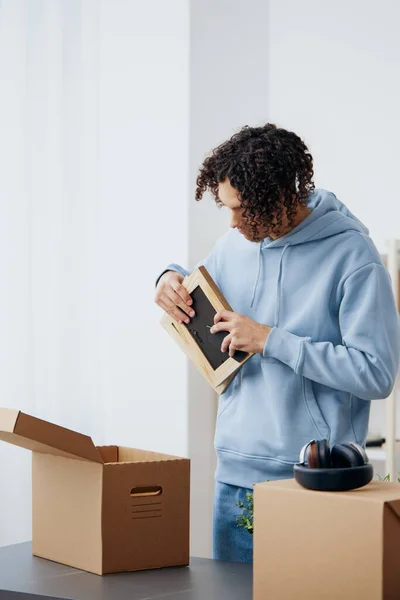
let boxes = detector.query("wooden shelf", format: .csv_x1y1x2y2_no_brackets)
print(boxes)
366,441,400,462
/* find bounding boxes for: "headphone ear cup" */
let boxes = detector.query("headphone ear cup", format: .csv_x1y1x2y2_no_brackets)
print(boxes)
306,441,319,468
306,440,331,468
347,441,369,465
316,439,331,468
331,442,365,468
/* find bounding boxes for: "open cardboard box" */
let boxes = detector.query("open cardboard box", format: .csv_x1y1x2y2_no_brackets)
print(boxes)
254,478,400,600
0,408,190,575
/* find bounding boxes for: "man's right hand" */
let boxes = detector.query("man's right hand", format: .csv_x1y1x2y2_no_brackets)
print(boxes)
155,271,195,324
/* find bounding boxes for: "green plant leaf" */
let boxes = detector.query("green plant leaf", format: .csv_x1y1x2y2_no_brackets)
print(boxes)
375,473,400,482
235,480,269,536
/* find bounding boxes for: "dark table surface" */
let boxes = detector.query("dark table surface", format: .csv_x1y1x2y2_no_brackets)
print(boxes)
0,542,252,600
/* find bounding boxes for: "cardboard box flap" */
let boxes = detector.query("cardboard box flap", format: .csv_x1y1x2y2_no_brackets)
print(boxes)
0,408,103,463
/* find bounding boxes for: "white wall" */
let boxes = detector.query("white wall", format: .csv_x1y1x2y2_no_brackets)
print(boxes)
95,0,190,455
0,0,189,547
188,0,270,557
268,0,400,255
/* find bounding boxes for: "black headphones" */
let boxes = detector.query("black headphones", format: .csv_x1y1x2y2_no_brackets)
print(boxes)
293,439,374,492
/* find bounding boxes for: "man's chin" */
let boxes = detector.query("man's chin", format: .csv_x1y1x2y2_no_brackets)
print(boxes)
242,231,259,242
238,228,264,242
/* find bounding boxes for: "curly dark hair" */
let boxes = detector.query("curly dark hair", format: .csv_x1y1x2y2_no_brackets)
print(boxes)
195,124,315,237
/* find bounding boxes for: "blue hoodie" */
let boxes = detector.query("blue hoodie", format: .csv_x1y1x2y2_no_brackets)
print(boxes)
159,189,400,488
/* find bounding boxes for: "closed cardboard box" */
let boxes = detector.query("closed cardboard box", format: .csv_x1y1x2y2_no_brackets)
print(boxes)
0,408,190,575
254,478,400,600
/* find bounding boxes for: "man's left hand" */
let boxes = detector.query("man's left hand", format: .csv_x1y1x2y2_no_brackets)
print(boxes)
210,310,272,357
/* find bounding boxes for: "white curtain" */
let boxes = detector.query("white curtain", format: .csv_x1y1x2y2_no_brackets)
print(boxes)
0,0,190,546
0,0,105,434
0,0,106,545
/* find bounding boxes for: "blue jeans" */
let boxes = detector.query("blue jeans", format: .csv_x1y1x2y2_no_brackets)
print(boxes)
212,480,253,563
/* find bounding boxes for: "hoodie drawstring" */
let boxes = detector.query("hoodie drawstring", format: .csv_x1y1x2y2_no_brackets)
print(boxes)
250,242,290,326
250,244,262,308
274,244,289,326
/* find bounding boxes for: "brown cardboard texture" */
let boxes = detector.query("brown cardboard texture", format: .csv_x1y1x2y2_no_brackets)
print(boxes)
0,408,190,575
254,478,400,600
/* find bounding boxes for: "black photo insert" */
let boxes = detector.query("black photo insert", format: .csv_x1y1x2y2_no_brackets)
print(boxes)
183,285,247,369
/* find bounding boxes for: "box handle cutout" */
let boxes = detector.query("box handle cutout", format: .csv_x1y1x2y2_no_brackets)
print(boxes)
130,485,162,497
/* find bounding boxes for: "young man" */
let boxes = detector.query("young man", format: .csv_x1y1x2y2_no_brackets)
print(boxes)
154,124,400,563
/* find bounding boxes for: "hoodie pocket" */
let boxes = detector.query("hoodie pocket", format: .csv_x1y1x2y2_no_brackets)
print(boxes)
302,376,331,439
217,370,241,421
215,356,332,463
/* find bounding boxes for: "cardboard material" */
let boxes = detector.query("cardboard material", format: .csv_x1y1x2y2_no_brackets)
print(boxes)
254,478,400,600
0,408,190,575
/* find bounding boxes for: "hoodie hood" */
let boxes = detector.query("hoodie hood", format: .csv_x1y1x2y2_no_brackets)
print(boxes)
250,189,369,308
262,188,369,249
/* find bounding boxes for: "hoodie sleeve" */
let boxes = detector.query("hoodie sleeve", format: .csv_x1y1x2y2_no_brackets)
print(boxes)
155,240,221,288
263,262,400,400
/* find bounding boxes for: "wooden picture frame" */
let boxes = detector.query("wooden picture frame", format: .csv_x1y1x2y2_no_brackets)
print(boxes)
160,266,253,394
